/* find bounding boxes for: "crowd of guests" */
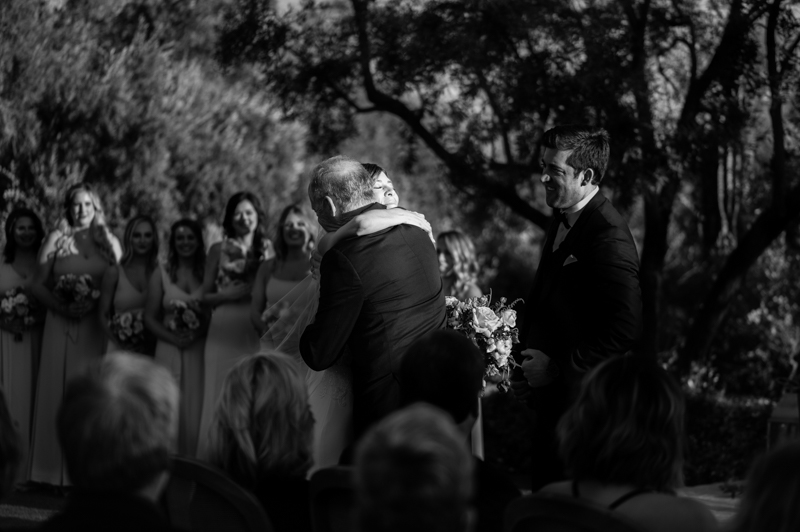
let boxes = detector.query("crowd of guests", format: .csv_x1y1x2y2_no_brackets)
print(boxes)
1,338,799,532
0,175,485,487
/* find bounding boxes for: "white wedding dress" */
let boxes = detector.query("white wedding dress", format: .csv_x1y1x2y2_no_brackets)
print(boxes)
260,275,353,474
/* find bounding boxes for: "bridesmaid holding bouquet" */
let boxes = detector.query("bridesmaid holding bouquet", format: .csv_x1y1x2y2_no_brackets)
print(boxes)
99,215,158,354
29,183,121,486
196,192,272,458
0,207,45,482
145,219,207,457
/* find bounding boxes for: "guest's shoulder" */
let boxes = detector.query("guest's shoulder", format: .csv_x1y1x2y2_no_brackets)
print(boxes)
620,493,720,532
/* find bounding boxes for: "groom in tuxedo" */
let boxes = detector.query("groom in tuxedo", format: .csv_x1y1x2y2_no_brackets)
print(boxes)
511,125,643,490
300,156,446,438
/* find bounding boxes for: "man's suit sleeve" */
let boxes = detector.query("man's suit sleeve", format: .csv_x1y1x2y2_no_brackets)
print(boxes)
299,248,364,371
573,222,642,372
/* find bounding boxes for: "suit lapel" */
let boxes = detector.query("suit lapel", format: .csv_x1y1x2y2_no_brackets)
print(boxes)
536,192,607,306
557,192,606,256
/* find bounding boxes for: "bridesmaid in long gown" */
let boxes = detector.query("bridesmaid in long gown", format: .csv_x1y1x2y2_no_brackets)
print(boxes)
145,219,206,457
0,208,45,482
197,192,272,458
99,215,158,354
29,183,121,486
250,204,315,336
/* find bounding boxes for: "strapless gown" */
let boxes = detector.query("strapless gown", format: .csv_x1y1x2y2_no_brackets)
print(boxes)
261,275,353,474
106,265,147,354
30,253,108,485
153,268,204,457
0,261,41,482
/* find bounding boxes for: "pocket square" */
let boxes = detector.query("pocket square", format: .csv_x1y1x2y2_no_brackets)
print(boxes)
563,254,578,266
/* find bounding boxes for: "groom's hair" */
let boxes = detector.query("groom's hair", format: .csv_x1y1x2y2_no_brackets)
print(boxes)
308,155,374,214
542,125,610,185
399,330,484,424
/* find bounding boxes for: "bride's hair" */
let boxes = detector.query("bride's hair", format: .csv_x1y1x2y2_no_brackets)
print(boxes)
436,231,479,292
58,183,118,265
208,351,314,489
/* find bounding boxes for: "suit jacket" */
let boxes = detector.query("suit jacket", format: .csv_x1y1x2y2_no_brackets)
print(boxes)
300,208,446,435
521,192,642,394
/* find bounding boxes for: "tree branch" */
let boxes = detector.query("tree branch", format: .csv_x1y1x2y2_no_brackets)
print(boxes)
475,70,514,165
349,0,549,229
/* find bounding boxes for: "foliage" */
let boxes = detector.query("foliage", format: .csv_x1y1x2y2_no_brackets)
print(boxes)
219,0,800,392
683,391,772,486
0,0,307,240
483,386,774,486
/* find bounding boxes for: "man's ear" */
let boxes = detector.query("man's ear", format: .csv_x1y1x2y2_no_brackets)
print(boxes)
581,168,595,186
323,196,337,218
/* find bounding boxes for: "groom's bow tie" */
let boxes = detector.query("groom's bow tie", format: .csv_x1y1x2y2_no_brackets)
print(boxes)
555,210,572,230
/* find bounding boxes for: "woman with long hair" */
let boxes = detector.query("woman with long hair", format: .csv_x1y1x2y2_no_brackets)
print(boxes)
99,215,158,354
0,207,45,481
145,219,206,457
250,204,315,336
30,182,121,485
208,351,314,532
197,192,272,458
541,355,718,532
436,231,482,300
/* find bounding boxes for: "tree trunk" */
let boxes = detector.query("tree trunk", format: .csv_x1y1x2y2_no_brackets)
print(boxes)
679,199,800,370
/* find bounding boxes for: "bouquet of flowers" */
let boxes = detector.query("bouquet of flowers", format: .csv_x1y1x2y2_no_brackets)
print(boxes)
165,299,207,338
0,287,38,341
109,310,146,350
445,294,522,392
261,300,293,331
53,274,100,305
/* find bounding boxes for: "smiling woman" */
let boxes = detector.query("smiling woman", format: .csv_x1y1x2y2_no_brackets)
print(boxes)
196,191,274,459
250,204,315,337
98,215,159,354
30,182,122,486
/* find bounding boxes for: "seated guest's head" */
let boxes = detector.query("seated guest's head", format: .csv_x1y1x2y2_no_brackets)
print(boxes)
355,403,475,532
730,441,800,532
209,351,314,489
558,354,684,491
57,352,179,499
398,329,484,434
0,389,21,500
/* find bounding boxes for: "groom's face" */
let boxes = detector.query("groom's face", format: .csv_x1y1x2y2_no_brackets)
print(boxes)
540,148,590,211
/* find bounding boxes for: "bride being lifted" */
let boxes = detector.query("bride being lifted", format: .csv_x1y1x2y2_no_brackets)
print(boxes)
251,163,432,472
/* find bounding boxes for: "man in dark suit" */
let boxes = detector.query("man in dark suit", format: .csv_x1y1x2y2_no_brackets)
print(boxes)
300,155,446,438
511,125,643,491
